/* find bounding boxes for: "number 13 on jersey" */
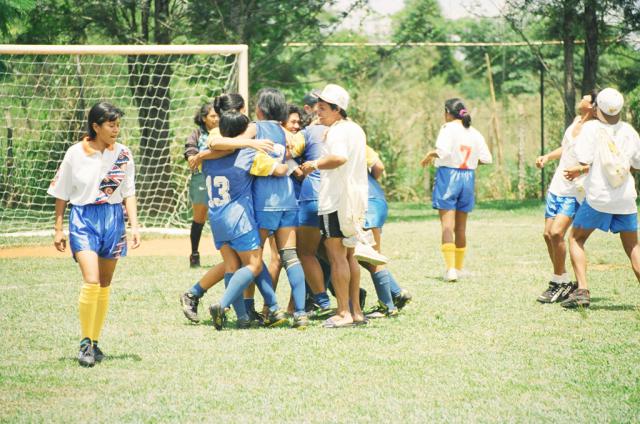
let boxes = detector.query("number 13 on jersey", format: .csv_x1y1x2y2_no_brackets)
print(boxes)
206,175,231,207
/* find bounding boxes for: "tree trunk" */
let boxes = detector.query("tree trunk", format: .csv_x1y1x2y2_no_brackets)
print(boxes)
562,0,576,129
582,0,598,94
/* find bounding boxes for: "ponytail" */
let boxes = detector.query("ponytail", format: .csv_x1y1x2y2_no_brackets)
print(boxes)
444,98,471,128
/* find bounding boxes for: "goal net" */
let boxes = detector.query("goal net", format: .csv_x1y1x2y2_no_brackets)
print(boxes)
0,44,248,236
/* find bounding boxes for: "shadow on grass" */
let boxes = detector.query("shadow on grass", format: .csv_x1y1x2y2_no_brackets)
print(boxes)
475,199,542,211
588,304,638,312
58,353,142,363
386,199,543,223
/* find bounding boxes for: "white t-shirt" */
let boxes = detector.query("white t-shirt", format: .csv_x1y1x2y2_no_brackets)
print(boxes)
48,141,136,205
574,120,640,214
434,121,492,169
548,121,584,198
318,119,367,215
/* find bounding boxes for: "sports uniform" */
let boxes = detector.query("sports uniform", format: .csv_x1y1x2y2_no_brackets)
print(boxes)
294,124,327,228
545,123,583,219
48,139,135,259
432,121,492,212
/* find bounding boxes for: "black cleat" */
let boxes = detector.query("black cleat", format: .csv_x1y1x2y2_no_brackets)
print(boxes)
264,309,288,328
359,288,367,311
92,342,105,363
537,282,564,303
393,289,412,310
247,307,265,326
209,303,227,330
561,288,590,308
189,252,201,268
292,312,309,330
78,338,95,368
557,281,578,302
180,292,200,323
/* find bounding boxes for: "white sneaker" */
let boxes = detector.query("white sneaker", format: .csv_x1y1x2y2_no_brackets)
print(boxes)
455,269,470,280
354,242,388,265
444,268,458,282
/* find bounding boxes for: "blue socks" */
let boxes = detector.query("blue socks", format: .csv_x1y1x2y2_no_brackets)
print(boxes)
372,269,395,310
254,262,279,312
388,271,402,297
284,262,306,314
244,297,255,312
313,291,331,309
189,281,206,298
222,271,250,321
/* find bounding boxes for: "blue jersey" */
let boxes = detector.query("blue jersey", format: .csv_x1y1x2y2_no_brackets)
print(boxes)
298,124,327,202
252,121,298,211
202,149,258,242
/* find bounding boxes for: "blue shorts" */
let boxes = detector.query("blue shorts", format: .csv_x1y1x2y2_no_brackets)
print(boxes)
432,167,475,212
573,201,638,233
365,198,388,229
214,229,261,252
255,210,298,231
69,203,127,259
545,192,578,219
298,200,319,228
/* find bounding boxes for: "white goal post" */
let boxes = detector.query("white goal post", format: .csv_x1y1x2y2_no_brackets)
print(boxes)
0,44,248,236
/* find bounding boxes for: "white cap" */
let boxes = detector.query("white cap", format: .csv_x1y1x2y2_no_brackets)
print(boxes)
316,84,349,111
597,88,624,116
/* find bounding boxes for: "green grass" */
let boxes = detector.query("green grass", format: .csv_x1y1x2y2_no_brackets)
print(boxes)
2,203,640,422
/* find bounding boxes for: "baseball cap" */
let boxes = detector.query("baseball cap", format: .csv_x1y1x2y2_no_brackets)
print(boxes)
596,88,624,116
302,89,320,106
316,84,349,111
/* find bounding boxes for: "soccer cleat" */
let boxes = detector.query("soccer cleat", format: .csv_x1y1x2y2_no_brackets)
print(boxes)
359,287,367,311
209,303,227,331
78,338,95,368
189,252,201,268
247,307,265,326
292,312,309,330
444,268,458,282
264,309,288,328
557,281,578,302
561,288,590,308
364,301,387,319
354,242,388,266
92,342,105,363
180,292,200,323
537,282,564,303
236,318,252,329
309,307,335,320
393,289,412,310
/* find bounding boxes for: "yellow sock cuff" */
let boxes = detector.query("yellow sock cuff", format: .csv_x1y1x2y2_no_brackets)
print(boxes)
441,243,456,269
79,283,100,303
455,247,466,270
98,285,111,302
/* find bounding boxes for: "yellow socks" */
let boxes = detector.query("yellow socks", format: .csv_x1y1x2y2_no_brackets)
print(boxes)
92,286,111,342
78,283,100,341
455,247,466,270
440,243,456,270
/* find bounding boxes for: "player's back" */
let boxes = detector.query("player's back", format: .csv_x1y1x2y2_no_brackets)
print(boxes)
252,121,298,211
299,124,327,202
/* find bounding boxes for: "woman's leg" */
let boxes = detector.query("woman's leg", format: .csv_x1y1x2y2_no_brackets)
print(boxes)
439,210,457,277
75,251,101,365
549,214,573,277
453,210,468,271
620,231,640,282
189,203,208,266
92,257,118,349
324,237,353,325
361,228,394,312
276,226,306,316
568,227,595,290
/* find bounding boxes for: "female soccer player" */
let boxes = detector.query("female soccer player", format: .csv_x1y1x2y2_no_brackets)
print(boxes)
48,102,140,367
420,98,492,282
562,88,640,308
534,91,596,303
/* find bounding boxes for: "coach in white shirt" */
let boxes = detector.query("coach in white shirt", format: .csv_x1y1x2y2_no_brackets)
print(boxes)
301,84,368,328
563,88,640,308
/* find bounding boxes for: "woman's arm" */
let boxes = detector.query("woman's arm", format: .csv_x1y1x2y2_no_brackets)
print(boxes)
300,155,347,175
419,150,439,167
535,146,563,169
370,160,385,180
184,129,200,161
123,196,141,249
563,164,590,181
189,149,235,170
53,198,68,252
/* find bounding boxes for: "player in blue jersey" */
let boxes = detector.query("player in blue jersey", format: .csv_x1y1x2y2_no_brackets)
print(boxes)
205,110,290,330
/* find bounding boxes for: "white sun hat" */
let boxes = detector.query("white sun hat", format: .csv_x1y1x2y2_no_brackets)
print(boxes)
316,84,350,111
596,87,624,116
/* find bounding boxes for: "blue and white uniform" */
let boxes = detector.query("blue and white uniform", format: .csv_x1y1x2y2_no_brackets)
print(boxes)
572,120,640,233
48,139,135,259
252,121,299,230
202,148,277,252
432,121,492,212
364,146,388,229
545,121,583,219
294,124,327,228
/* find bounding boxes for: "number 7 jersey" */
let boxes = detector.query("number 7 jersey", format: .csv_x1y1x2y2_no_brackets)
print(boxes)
434,121,492,170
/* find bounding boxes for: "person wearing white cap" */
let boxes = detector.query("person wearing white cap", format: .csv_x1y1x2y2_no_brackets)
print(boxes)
562,87,640,308
300,83,368,327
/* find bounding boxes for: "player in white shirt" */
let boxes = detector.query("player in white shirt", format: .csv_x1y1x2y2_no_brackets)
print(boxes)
562,88,640,308
48,102,140,367
420,98,492,282
534,91,597,303
300,84,368,328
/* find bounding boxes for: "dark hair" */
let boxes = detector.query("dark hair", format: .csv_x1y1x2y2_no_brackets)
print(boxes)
193,102,215,128
445,98,471,128
214,93,245,115
324,100,347,119
302,90,320,107
219,110,250,138
284,104,302,124
87,102,124,139
589,89,598,106
256,87,288,122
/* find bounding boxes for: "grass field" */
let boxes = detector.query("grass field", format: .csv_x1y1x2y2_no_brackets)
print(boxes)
1,201,640,422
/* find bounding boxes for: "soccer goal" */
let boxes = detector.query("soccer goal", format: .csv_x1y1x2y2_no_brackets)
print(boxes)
0,44,248,236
